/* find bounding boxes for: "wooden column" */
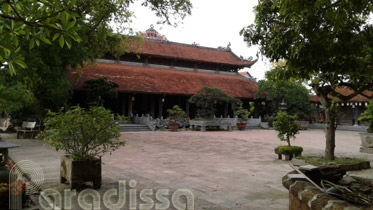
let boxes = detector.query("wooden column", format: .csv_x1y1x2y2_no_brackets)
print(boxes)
186,98,190,117
142,94,148,114
128,94,134,116
150,95,155,118
158,95,164,118
224,102,228,117
120,93,126,115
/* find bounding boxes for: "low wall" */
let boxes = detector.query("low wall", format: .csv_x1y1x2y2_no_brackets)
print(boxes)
282,162,371,210
132,115,264,130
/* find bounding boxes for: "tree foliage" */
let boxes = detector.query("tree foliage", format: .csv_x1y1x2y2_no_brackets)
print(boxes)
39,106,125,160
189,86,239,118
0,73,36,114
256,67,312,119
359,101,373,133
242,0,373,160
83,77,119,106
235,103,254,122
0,0,192,120
167,105,188,123
0,0,192,74
273,111,300,147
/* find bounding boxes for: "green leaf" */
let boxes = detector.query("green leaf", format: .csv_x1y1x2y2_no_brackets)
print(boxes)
61,11,69,28
38,36,52,45
59,35,64,48
65,38,71,49
68,20,76,29
14,59,27,69
52,33,60,41
9,62,15,75
47,23,60,30
29,39,35,49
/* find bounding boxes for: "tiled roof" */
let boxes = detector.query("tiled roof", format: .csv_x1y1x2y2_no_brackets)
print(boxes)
69,62,258,98
310,87,372,102
138,40,255,67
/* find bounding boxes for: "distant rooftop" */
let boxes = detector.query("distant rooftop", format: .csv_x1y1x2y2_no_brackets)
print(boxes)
137,26,256,68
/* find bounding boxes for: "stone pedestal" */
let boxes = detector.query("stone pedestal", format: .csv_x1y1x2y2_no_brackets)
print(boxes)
359,132,373,154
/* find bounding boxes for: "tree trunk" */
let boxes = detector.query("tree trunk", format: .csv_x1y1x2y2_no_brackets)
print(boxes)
324,107,336,160
313,86,336,160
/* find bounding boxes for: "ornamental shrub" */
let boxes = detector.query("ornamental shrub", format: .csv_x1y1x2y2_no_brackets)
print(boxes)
167,105,188,124
39,106,125,160
358,101,373,133
273,111,300,146
276,145,303,155
189,86,239,118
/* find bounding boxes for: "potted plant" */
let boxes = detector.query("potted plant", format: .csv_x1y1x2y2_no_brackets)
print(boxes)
235,103,255,130
39,106,125,189
273,111,302,160
166,105,188,131
358,101,373,153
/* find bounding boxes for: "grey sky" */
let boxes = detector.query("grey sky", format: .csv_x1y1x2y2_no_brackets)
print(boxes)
128,0,270,80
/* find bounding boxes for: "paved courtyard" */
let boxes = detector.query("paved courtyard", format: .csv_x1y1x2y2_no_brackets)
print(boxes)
3,129,373,210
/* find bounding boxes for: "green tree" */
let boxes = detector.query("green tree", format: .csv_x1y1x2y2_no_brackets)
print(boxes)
0,0,192,74
39,106,125,160
242,0,373,160
256,67,312,119
189,86,239,118
0,74,36,115
83,77,119,106
273,111,300,147
0,0,192,119
359,101,373,133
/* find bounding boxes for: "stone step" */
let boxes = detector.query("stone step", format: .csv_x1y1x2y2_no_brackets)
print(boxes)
119,124,151,132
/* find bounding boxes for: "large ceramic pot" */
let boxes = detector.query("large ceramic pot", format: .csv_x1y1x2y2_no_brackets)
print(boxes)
359,132,373,153
236,123,246,130
60,155,101,189
169,123,179,131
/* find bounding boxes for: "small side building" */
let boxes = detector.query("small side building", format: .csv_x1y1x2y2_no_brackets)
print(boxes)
310,87,372,126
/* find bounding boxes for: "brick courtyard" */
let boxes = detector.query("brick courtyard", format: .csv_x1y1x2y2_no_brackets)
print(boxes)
4,129,372,209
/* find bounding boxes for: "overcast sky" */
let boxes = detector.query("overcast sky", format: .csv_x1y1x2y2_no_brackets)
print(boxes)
128,0,271,80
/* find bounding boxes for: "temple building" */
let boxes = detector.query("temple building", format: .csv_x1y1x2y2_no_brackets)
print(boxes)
69,26,259,118
310,87,372,126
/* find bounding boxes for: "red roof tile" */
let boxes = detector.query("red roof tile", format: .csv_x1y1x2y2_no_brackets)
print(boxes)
138,40,255,67
69,62,257,98
310,87,372,102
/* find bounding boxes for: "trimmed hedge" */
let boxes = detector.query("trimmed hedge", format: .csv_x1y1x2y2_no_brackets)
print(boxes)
277,145,303,155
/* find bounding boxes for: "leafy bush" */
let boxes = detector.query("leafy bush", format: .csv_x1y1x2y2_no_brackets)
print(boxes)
39,106,125,160
83,77,119,106
276,145,303,155
235,102,255,122
255,68,312,120
273,111,300,146
189,86,239,118
166,105,188,124
358,101,373,133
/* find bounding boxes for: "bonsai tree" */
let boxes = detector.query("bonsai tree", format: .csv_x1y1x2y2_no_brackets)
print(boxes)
359,101,373,133
273,111,302,158
235,103,255,123
39,106,125,160
167,105,188,124
189,86,239,118
83,77,119,107
273,111,300,147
